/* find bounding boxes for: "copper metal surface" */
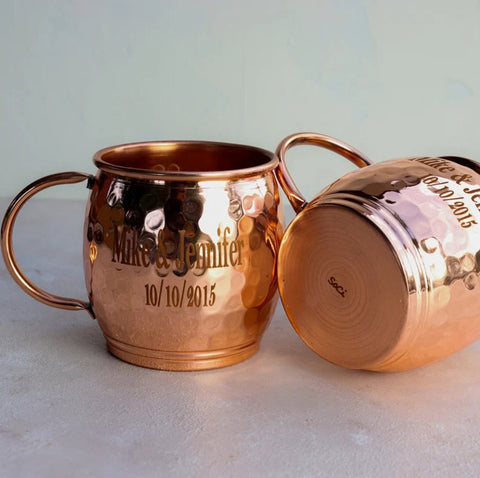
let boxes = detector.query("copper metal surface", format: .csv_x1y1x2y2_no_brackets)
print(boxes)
275,132,372,212
277,134,480,371
1,172,93,313
2,141,282,371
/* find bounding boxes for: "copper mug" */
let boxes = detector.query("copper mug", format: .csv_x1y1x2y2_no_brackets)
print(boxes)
276,132,480,371
1,141,283,370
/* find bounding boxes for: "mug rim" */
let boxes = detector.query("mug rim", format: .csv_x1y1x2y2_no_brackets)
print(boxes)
93,140,278,181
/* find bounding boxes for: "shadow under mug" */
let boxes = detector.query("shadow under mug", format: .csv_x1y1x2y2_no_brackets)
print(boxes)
2,140,286,371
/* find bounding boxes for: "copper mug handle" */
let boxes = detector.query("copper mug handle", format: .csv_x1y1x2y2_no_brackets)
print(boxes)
1,172,94,317
275,132,373,213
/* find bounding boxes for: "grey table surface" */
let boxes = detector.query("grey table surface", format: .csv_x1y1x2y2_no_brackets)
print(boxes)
2,197,480,478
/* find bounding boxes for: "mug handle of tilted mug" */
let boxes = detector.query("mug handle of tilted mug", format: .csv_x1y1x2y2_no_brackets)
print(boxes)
275,132,373,213
1,172,95,318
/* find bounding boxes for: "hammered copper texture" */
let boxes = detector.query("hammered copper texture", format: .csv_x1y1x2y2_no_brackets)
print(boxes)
280,155,480,371
83,145,282,370
1,141,282,371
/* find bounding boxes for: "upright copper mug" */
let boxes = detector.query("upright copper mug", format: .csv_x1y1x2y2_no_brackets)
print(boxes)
276,132,480,371
2,141,283,371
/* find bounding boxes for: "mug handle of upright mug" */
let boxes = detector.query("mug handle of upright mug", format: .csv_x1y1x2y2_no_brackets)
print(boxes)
275,132,373,213
1,172,95,317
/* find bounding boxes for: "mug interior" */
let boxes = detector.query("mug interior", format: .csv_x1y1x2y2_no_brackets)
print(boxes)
93,141,277,179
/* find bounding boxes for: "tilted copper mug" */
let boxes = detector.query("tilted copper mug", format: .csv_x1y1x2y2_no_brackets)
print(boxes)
276,132,480,371
1,141,283,370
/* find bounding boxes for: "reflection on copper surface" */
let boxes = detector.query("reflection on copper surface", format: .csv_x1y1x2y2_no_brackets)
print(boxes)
87,143,282,370
2,141,282,371
277,134,480,372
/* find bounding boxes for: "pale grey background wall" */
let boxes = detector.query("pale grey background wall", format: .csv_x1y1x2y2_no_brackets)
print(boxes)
1,0,479,201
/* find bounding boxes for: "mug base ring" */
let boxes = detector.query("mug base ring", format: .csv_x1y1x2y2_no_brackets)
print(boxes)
104,335,259,371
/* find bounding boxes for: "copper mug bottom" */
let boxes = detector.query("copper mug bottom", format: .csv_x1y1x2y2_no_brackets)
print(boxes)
276,133,480,371
279,202,411,371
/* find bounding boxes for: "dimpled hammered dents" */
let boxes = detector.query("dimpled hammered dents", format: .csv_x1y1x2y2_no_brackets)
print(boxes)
2,141,283,370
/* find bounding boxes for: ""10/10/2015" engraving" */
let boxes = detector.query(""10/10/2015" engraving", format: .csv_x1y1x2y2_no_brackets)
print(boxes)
145,280,216,308
422,175,478,229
